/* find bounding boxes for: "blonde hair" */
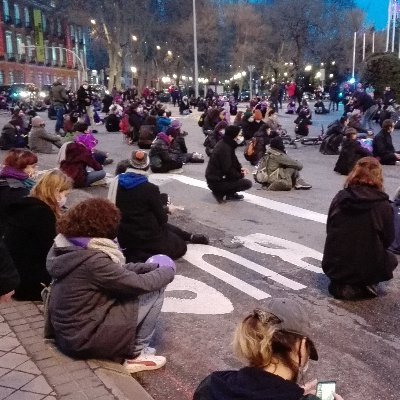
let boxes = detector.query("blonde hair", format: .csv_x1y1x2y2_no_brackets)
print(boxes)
30,170,72,218
233,311,307,380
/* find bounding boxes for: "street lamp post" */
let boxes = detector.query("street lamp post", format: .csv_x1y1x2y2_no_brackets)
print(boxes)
248,65,255,99
193,0,199,98
352,32,356,79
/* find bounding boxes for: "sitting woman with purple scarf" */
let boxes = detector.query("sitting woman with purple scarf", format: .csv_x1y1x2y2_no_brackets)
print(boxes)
149,131,183,173
0,149,38,234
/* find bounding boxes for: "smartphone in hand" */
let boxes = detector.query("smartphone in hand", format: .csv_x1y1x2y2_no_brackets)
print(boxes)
316,381,336,400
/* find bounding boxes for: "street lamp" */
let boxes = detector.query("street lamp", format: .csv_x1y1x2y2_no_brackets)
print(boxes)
132,35,138,42
130,66,137,73
241,71,246,76
167,50,172,56
305,65,312,72
156,45,161,50
193,0,199,98
90,19,96,25
248,65,255,99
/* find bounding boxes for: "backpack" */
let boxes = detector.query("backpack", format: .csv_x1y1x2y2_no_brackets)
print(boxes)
198,112,207,127
254,155,270,184
244,137,257,162
119,114,130,135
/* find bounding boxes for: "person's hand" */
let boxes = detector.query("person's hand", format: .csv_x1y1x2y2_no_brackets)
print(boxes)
146,255,176,272
168,204,184,214
0,290,14,303
301,379,317,396
333,393,344,400
241,168,249,176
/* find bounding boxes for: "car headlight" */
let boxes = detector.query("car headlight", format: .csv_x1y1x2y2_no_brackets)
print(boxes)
20,91,28,98
39,91,46,98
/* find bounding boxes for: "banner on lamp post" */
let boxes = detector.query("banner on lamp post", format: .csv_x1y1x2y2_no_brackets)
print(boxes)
33,10,45,62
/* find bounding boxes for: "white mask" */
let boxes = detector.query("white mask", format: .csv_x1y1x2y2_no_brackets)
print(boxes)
220,129,226,135
137,107,143,113
234,135,244,145
57,195,67,208
83,85,88,90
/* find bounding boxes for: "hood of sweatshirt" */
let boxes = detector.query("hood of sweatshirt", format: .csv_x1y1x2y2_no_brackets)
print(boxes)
118,172,148,189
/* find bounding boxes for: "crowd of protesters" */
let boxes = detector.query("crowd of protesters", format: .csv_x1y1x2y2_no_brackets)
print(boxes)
1,76,400,400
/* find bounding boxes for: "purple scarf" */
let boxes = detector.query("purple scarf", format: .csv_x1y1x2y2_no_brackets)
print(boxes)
0,166,35,189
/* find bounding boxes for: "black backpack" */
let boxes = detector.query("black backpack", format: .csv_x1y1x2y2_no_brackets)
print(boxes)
198,112,207,128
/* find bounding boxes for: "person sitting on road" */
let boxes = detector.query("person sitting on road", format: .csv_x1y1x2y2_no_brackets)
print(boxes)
322,157,398,300
257,136,311,191
202,108,222,133
205,125,252,203
28,116,62,154
265,109,280,131
0,117,27,150
0,149,37,235
245,125,277,166
155,108,172,133
193,298,344,400
167,121,204,164
47,198,176,373
334,128,372,175
108,152,208,262
314,99,329,114
319,116,349,155
347,110,368,137
204,120,227,157
138,115,157,149
372,119,400,165
3,170,72,301
60,140,106,188
105,105,121,132
149,130,183,173
242,109,265,140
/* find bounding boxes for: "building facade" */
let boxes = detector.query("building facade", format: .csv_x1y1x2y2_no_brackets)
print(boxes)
0,0,89,90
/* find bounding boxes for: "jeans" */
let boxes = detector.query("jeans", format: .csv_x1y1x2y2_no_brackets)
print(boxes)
85,169,106,186
208,178,253,197
362,105,378,130
54,105,65,132
132,289,165,357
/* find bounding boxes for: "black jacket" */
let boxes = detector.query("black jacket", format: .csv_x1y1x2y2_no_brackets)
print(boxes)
372,130,397,165
193,367,316,400
334,139,371,175
0,123,21,150
76,86,93,109
205,136,242,183
322,186,397,286
0,238,19,297
3,197,54,300
116,176,168,248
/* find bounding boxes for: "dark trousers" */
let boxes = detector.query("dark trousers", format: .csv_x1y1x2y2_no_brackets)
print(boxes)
207,178,252,197
151,160,183,173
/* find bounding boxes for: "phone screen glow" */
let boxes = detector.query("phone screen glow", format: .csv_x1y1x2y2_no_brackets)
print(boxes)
316,382,336,400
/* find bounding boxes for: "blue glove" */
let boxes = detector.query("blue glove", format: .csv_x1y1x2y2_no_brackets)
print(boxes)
146,254,176,272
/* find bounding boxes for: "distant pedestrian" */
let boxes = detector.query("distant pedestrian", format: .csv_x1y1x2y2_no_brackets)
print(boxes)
322,157,398,300
50,78,68,135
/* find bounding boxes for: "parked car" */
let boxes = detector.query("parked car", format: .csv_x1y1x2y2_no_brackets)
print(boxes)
239,91,250,102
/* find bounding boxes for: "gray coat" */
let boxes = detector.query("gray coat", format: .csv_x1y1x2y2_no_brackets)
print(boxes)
46,244,174,359
50,83,68,106
28,127,62,154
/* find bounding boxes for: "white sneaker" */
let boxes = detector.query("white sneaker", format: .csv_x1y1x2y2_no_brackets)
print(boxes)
169,168,184,174
123,354,166,373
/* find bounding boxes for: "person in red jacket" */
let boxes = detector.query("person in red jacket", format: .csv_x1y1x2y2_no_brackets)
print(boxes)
287,81,297,101
60,142,106,188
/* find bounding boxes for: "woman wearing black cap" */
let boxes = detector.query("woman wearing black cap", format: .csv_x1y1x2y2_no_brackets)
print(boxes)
193,298,344,400
205,125,252,203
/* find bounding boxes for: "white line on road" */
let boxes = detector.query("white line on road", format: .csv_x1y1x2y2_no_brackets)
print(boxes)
150,174,327,224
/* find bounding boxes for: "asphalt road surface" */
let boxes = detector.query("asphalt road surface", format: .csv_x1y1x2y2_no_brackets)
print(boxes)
1,102,399,400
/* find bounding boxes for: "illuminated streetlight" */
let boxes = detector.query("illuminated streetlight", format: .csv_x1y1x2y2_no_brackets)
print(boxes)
331,61,336,65
156,45,161,50
182,75,186,81
305,65,312,72
90,19,96,25
132,35,138,41
329,73,334,78
321,62,324,66
167,50,172,56
315,71,322,78
241,71,246,76
172,74,177,79
130,66,137,73
283,72,288,77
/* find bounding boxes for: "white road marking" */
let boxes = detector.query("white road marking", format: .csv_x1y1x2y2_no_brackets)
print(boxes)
150,174,327,224
236,233,323,274
162,275,234,314
183,244,306,299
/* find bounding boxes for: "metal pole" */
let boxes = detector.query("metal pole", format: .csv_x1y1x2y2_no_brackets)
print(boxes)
392,0,396,53
362,33,366,61
372,30,375,53
249,69,252,100
387,0,393,52
352,32,356,78
193,0,199,98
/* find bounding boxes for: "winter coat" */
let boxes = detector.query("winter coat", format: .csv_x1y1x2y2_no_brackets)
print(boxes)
261,147,302,189
389,196,400,254
105,114,120,132
193,367,318,400
169,136,189,163
0,123,24,150
204,130,223,157
149,134,174,169
242,118,265,140
156,116,171,133
0,238,19,297
60,142,103,188
334,139,371,175
46,241,174,359
251,128,270,165
28,127,62,154
128,111,144,140
205,136,242,183
372,130,397,165
138,125,156,149
0,177,29,235
3,197,54,300
50,82,68,106
77,86,93,110
322,186,397,286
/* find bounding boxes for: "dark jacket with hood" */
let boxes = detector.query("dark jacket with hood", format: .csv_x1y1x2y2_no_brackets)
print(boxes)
372,130,397,165
0,122,23,150
322,186,397,286
149,133,175,169
3,197,54,300
334,138,371,175
46,238,174,359
193,367,318,400
0,237,19,297
205,135,242,183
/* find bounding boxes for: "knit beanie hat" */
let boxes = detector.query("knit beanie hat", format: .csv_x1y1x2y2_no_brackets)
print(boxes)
31,116,44,127
224,125,241,139
253,109,263,121
270,136,285,152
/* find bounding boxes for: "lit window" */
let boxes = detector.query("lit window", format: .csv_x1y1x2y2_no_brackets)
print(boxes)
5,31,13,55
24,7,29,27
52,45,56,63
26,36,32,57
3,0,9,19
14,3,20,23
9,71,14,84
16,35,23,54
59,46,64,65
42,15,46,32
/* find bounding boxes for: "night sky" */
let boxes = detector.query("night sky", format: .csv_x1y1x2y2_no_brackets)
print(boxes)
356,0,389,30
